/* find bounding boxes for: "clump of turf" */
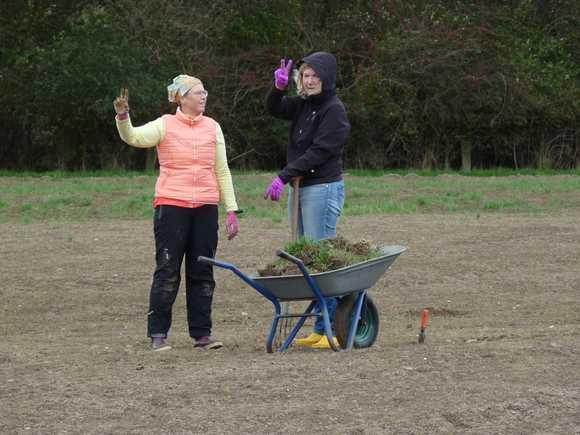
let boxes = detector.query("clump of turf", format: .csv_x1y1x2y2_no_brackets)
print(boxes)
257,236,382,276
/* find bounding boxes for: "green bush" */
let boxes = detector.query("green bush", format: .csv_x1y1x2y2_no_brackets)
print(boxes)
1,0,578,171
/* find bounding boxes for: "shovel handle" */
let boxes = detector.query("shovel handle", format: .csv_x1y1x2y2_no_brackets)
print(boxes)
291,176,302,242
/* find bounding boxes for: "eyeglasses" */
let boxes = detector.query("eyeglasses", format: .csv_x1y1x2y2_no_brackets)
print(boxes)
188,89,208,98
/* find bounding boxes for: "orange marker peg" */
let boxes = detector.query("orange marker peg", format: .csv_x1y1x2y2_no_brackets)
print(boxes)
418,308,429,343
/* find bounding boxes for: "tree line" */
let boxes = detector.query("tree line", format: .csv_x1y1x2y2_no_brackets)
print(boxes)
1,0,578,171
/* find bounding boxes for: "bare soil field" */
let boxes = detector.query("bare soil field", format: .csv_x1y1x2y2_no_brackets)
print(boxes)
1,211,579,434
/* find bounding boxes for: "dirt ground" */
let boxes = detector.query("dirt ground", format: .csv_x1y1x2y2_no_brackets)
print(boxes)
1,211,579,434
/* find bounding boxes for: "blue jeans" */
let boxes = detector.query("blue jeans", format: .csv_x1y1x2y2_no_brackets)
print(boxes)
288,180,345,241
288,180,345,334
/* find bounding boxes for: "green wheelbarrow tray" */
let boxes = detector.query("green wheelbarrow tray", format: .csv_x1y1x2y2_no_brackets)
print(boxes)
251,245,407,301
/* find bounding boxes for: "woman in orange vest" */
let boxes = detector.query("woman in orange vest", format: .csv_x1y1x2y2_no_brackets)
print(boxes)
113,75,240,351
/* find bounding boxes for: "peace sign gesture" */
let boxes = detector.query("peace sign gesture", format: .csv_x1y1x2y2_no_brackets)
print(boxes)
113,88,130,115
274,58,293,90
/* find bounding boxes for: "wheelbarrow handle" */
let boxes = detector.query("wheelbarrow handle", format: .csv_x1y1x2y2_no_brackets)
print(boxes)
276,249,303,266
197,255,280,306
197,255,218,265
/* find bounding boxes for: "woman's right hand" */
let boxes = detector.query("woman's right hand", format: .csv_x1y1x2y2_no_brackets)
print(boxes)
113,88,130,115
274,59,293,90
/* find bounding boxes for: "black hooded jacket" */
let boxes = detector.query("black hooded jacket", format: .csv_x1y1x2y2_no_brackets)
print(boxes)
265,51,351,187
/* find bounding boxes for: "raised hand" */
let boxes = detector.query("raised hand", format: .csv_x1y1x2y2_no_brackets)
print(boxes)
113,88,130,115
274,58,293,90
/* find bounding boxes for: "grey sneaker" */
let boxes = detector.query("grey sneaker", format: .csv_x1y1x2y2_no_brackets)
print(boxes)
194,336,223,350
151,337,171,352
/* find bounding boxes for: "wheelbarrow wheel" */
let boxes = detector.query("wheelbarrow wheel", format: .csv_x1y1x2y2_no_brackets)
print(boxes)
335,293,379,349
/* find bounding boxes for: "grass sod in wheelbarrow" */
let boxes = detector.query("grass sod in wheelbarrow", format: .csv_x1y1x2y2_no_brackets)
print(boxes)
257,237,383,277
257,237,398,349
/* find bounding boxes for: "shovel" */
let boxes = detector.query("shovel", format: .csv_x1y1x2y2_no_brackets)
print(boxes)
277,176,303,346
290,177,302,242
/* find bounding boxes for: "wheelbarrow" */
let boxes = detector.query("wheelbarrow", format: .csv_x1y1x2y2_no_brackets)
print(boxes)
198,244,406,352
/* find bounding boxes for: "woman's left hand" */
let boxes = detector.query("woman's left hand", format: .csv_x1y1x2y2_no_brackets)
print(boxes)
226,212,239,240
264,176,285,201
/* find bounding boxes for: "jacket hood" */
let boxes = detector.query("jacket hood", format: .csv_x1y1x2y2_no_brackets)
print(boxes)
301,51,337,91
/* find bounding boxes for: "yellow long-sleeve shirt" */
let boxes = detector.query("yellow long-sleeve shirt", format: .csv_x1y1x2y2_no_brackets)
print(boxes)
116,113,239,212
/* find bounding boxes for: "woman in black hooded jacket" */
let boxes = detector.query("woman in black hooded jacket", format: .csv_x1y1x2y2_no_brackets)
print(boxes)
264,51,351,349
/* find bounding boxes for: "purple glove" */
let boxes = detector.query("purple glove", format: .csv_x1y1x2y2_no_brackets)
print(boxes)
264,176,285,201
226,212,239,240
274,58,293,90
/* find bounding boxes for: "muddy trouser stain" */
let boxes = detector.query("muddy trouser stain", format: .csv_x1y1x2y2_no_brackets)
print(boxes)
147,204,218,339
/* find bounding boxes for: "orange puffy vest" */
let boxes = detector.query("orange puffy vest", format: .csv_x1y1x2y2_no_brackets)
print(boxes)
155,111,219,204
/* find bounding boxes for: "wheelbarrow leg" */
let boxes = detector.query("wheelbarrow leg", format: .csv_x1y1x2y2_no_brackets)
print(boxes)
266,303,283,353
277,301,317,352
346,290,367,351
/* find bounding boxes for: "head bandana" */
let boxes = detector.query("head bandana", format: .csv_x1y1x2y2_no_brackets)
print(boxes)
167,74,202,103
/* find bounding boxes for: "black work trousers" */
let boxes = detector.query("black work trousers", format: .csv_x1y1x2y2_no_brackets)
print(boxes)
147,204,218,339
